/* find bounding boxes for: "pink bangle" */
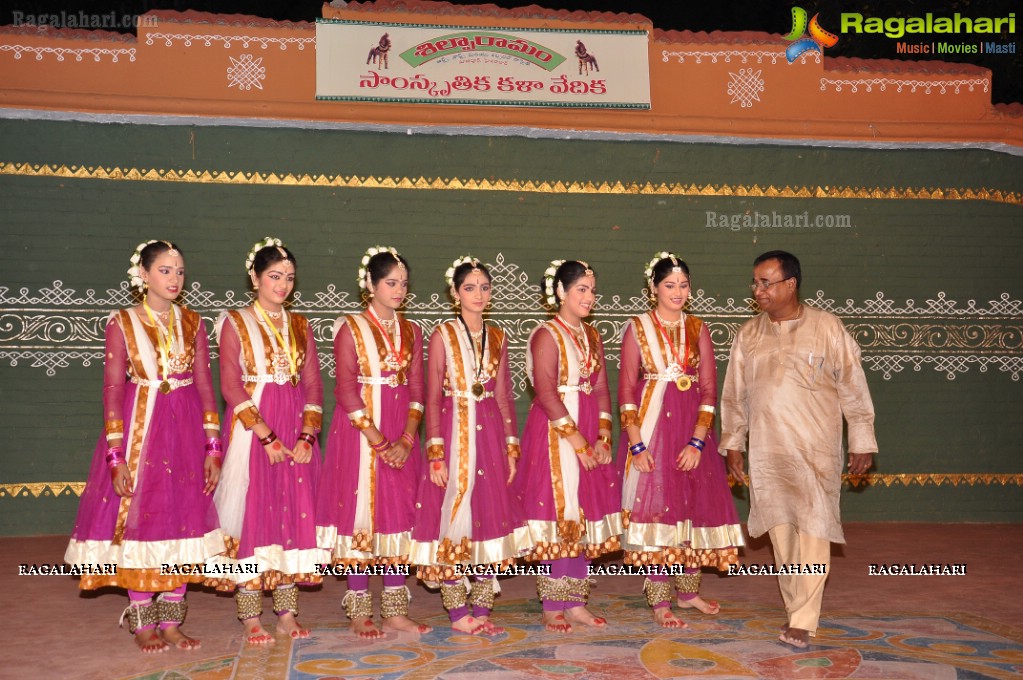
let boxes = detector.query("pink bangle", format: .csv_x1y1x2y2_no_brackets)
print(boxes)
370,438,391,453
105,446,126,470
205,437,223,458
400,431,416,447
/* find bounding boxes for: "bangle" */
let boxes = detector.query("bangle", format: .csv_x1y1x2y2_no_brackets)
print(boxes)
688,437,705,452
258,432,278,447
506,443,521,460
298,432,316,447
574,443,592,456
629,442,647,456
370,438,391,453
400,431,416,447
105,446,126,470
426,444,445,461
205,437,223,459
597,434,612,446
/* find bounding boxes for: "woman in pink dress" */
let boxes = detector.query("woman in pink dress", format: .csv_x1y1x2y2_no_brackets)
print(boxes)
209,237,324,645
513,259,623,633
316,246,431,638
618,252,743,628
410,256,531,635
65,240,224,653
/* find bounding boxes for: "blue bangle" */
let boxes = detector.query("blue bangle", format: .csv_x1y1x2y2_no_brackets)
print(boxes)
688,437,705,452
629,442,647,455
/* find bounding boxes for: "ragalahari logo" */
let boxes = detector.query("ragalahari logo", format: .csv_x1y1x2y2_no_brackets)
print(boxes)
783,7,839,62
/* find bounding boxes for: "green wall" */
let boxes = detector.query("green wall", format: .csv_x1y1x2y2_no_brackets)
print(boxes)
1,117,1021,534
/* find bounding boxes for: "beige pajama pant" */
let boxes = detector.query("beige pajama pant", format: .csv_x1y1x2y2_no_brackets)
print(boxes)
768,523,831,635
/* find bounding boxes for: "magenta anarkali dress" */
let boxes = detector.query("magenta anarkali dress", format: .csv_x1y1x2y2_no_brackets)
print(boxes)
65,306,224,591
316,312,424,566
514,320,622,560
618,312,743,569
410,321,531,581
207,308,324,590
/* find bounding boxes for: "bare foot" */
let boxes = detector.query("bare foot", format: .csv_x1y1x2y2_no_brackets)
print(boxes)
382,615,431,634
779,627,810,648
564,605,607,628
474,615,505,636
652,607,687,629
351,616,385,639
677,595,720,615
276,612,310,639
542,611,572,633
242,617,275,646
159,624,201,650
134,628,169,653
451,615,485,635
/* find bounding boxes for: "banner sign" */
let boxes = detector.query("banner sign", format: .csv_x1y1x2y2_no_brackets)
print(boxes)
316,20,651,109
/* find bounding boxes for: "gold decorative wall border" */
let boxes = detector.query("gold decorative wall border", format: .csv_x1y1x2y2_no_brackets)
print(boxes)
1,161,1020,205
1,482,86,498
841,473,1023,489
4,474,1020,498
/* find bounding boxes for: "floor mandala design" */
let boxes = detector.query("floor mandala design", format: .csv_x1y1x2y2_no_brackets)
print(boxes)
124,595,1023,679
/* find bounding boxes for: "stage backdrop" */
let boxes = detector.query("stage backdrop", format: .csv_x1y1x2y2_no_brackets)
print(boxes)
1,116,1020,534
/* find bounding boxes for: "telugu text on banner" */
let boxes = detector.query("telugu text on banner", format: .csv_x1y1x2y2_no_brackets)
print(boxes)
316,20,651,109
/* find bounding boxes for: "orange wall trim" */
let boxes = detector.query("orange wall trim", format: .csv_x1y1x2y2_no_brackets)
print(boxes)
0,3,1020,150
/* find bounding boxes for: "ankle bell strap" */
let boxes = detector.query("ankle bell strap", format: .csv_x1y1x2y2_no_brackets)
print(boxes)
380,586,411,619
643,577,673,608
675,571,701,594
468,578,497,610
235,589,263,621
341,589,373,620
272,585,299,617
440,581,469,612
155,593,188,625
119,598,158,633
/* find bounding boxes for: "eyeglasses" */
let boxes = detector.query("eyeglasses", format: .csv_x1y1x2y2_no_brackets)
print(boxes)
749,276,793,292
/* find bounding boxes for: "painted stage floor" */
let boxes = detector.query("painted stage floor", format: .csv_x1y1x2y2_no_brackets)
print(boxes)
122,595,1023,680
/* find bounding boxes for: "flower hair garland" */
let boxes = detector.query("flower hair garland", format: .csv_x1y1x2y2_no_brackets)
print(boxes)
543,259,566,308
245,236,285,273
645,251,678,288
358,245,400,291
444,255,480,290
127,240,158,292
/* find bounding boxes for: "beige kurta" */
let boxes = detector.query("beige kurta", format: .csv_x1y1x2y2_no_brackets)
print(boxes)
720,306,877,544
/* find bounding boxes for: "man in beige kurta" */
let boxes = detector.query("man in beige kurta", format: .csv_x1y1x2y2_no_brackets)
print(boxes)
721,251,877,649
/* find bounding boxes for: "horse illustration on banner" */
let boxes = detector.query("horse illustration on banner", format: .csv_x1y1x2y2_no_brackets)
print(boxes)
575,40,599,76
367,33,392,69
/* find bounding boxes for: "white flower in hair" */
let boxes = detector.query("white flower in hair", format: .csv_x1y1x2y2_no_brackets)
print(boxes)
444,255,479,288
357,245,400,291
245,236,287,273
646,250,679,287
542,259,566,308
127,239,158,292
